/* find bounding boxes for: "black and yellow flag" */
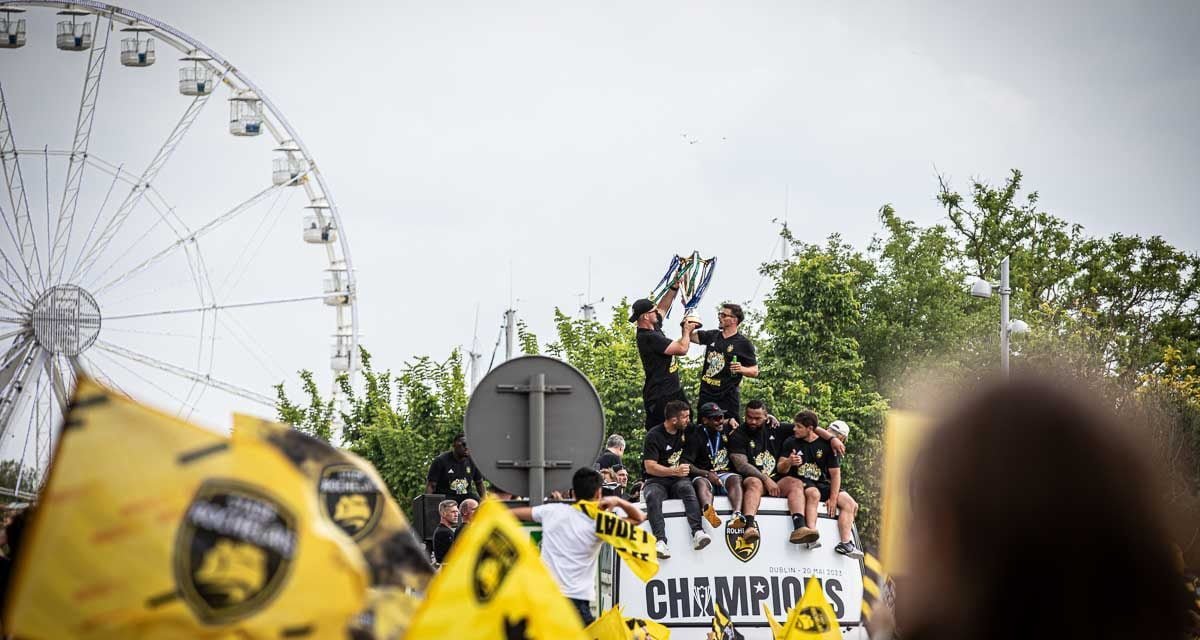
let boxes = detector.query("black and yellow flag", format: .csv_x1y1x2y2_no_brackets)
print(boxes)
711,601,743,640
406,498,587,640
4,378,369,639
232,414,435,638
860,550,895,634
573,500,658,582
585,606,632,640
780,577,843,640
625,615,670,640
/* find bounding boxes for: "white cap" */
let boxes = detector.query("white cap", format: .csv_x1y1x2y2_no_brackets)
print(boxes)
828,420,850,439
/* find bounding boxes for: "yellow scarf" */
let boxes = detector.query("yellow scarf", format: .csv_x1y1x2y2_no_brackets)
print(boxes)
572,500,659,582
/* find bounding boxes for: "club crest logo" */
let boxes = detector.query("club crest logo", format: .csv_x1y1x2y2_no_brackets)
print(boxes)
472,526,519,603
174,480,296,624
724,520,760,563
319,464,382,540
792,605,835,633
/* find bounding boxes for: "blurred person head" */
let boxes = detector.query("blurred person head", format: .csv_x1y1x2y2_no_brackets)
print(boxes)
718,303,744,329
614,465,628,487
828,420,850,442
459,498,478,524
903,377,1191,640
437,499,459,527
606,434,626,455
793,410,819,438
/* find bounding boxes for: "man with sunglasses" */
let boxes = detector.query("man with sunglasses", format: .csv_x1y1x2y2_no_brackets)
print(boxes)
691,302,758,420
631,286,695,428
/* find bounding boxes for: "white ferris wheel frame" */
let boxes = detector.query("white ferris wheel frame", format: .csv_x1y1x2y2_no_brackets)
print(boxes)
0,0,360,490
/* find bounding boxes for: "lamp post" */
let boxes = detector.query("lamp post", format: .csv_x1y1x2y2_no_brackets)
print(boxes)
970,256,1029,377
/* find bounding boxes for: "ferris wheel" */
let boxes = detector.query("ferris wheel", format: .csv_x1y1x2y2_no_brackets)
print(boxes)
0,0,360,495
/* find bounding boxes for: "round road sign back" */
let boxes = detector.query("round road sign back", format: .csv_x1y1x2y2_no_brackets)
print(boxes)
464,355,604,498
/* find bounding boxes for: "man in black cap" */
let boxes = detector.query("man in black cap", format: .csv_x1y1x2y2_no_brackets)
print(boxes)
631,287,695,427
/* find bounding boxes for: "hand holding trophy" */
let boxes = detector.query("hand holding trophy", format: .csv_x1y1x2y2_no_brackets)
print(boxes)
648,251,717,328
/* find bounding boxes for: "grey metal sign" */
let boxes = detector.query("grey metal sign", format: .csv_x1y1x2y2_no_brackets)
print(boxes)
464,355,604,505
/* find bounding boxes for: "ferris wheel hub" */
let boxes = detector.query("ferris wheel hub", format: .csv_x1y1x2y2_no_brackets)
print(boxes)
30,284,102,356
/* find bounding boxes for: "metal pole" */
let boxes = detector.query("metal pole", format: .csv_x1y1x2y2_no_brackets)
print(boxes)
1000,256,1011,377
528,373,546,506
504,309,515,361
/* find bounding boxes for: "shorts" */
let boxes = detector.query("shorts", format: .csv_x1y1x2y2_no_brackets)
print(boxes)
692,472,739,496
804,481,833,502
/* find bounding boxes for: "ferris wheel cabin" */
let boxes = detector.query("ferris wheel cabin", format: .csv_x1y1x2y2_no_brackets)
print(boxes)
178,51,215,95
323,268,351,306
0,8,26,48
119,23,155,67
55,9,92,51
273,140,307,186
229,90,263,136
331,334,357,373
303,199,337,243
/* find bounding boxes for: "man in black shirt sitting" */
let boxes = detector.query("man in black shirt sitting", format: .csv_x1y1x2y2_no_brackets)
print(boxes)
425,433,485,503
691,303,758,420
642,400,710,559
631,287,694,427
685,402,743,530
777,410,864,559
727,400,783,542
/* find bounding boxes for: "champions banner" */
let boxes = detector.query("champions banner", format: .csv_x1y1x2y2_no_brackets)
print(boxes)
4,378,369,639
573,500,659,582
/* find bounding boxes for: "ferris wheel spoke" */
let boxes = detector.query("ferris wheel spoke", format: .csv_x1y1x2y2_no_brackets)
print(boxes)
93,339,273,406
70,87,215,285
44,353,70,414
92,183,284,296
78,352,130,399
0,343,43,443
104,293,335,321
0,83,45,292
47,13,110,285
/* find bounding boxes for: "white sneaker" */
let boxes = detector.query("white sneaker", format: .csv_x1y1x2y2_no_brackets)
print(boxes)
692,530,711,550
656,539,671,559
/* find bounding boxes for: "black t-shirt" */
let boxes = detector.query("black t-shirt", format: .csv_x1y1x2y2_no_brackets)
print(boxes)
728,424,783,476
636,327,682,400
432,524,455,563
695,330,757,403
685,423,733,472
778,435,839,486
426,451,482,500
594,450,621,470
642,424,688,478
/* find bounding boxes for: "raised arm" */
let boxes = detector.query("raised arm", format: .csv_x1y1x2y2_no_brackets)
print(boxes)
664,321,695,356
657,286,680,315
599,496,647,524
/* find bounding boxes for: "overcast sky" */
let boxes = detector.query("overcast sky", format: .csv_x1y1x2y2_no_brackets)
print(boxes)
1,0,1197,449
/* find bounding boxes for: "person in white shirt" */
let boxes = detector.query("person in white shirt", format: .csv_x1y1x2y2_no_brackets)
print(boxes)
512,467,645,625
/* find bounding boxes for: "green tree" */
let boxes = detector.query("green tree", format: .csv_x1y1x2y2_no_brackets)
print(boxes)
757,233,889,545
275,347,467,516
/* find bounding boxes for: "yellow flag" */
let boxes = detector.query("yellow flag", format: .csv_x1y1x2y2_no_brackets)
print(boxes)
780,577,843,640
711,601,744,640
4,378,368,639
406,498,587,640
231,414,435,639
625,615,670,640
585,606,632,640
880,410,931,576
573,500,659,582
762,602,784,640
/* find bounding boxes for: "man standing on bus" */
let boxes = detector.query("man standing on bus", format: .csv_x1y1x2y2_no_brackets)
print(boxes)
690,303,758,420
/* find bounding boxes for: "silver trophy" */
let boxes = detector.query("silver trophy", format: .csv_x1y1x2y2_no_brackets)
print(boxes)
649,251,717,328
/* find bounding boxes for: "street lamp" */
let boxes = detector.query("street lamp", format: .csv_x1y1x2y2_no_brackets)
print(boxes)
970,256,1027,376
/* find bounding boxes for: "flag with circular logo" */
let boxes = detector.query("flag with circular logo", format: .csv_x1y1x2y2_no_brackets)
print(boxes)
3,378,369,639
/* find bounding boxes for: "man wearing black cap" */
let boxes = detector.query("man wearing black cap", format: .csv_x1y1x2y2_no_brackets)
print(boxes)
631,287,695,428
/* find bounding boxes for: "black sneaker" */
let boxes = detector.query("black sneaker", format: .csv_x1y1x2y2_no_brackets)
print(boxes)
834,541,865,559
